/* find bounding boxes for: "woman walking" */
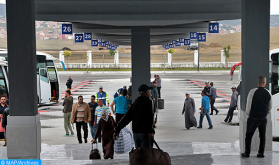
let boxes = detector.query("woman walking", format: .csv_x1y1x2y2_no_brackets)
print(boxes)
92,109,116,159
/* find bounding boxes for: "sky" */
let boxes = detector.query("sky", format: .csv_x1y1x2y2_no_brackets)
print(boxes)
0,0,278,15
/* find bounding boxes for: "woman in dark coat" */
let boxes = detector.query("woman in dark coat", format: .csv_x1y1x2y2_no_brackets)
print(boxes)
92,109,116,159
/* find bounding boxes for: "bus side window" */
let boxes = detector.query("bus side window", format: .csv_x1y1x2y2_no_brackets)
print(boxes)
271,53,279,95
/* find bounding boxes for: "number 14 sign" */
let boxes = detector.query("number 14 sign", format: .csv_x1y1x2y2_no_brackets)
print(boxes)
208,23,219,33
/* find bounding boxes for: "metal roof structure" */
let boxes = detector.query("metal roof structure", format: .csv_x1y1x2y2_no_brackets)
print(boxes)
35,0,241,45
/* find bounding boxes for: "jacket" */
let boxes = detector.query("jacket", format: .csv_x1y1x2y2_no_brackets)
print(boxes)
115,96,154,134
95,91,109,105
70,102,91,123
209,87,217,100
63,96,73,113
151,85,158,100
203,86,211,96
66,78,73,89
201,96,210,111
2,107,9,128
230,91,238,108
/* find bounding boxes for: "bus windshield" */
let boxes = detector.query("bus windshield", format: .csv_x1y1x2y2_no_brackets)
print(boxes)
37,55,47,74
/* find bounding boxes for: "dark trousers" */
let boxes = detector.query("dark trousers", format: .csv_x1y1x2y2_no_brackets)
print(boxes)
245,117,267,154
157,87,161,98
116,113,125,124
224,106,236,122
133,133,153,149
210,100,218,114
76,121,88,143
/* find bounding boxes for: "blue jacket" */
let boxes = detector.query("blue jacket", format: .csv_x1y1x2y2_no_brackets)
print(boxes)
202,96,210,111
113,88,123,98
95,91,109,105
209,87,217,100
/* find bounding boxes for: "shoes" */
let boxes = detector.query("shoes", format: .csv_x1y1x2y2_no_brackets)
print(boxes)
71,132,74,136
241,153,250,158
257,153,265,158
216,110,219,115
84,139,87,143
209,113,213,115
79,141,82,144
197,126,202,128
208,126,213,129
63,134,69,137
186,127,190,130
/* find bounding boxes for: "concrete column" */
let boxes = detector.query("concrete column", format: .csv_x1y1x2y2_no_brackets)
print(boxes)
6,0,41,159
168,53,172,66
240,0,271,153
221,50,226,66
194,50,198,66
87,50,92,68
59,50,64,68
131,26,150,102
115,51,119,67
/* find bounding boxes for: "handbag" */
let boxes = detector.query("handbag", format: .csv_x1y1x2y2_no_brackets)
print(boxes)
0,116,5,132
89,142,101,159
115,127,133,154
129,139,171,165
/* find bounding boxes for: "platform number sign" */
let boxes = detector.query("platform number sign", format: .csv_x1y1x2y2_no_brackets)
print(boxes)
91,40,98,46
169,44,174,48
175,41,181,46
197,33,206,42
111,46,116,50
162,45,165,48
62,24,72,34
184,39,191,45
115,45,119,47
101,42,106,47
165,45,169,49
208,23,219,33
84,33,92,40
105,41,109,45
97,39,102,43
179,38,185,43
107,44,112,49
190,32,197,39
75,34,84,43
172,40,176,44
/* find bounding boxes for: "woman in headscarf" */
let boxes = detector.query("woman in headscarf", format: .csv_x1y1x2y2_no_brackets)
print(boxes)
92,109,116,159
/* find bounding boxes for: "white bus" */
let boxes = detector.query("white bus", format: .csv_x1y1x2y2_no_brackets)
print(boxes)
0,51,62,105
230,48,279,137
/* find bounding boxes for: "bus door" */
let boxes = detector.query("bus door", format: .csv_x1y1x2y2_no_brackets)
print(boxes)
47,66,59,102
271,53,279,137
39,68,51,103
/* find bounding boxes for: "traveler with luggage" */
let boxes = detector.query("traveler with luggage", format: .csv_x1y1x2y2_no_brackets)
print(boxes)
92,109,116,159
110,89,130,123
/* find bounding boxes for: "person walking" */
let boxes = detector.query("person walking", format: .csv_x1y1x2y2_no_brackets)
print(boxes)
209,82,219,115
2,107,9,146
94,99,111,142
113,84,154,149
66,76,73,91
151,82,158,126
182,92,197,130
110,89,130,123
156,75,162,98
70,96,91,144
62,90,74,137
197,90,213,129
0,96,8,115
241,76,272,158
95,86,110,106
223,86,238,123
203,81,211,96
88,95,98,139
113,86,127,99
92,109,117,159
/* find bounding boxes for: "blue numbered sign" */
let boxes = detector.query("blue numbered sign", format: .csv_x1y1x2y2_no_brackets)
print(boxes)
184,39,191,45
197,33,206,42
107,44,112,49
84,33,92,40
190,32,197,39
169,44,174,48
172,40,176,44
105,41,109,45
75,34,84,43
97,39,102,43
179,38,185,43
62,24,72,34
165,45,169,49
175,41,181,46
115,45,119,47
91,40,98,46
101,42,106,47
208,23,219,33
162,45,165,48
111,46,116,50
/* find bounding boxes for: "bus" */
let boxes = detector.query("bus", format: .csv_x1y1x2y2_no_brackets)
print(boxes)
230,48,279,137
0,51,62,105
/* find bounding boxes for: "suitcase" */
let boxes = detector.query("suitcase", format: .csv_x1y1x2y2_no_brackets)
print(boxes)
158,98,164,109
89,142,101,159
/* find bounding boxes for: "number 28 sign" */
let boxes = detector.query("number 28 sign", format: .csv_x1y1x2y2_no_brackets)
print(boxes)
208,23,219,33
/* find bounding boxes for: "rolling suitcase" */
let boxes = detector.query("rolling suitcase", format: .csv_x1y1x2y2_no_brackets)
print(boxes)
158,98,164,109
89,142,101,159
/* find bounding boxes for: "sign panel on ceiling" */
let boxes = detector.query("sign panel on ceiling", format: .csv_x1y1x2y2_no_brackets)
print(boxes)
190,32,197,39
91,40,98,46
197,33,206,42
84,33,92,40
75,34,84,43
208,23,219,33
62,24,72,34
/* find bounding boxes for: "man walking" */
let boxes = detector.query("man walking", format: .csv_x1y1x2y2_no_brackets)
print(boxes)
88,95,98,139
203,81,211,96
113,86,127,99
151,82,158,126
62,90,74,137
223,86,238,123
197,90,213,129
95,86,110,106
209,82,219,115
241,76,272,158
156,75,162,98
182,92,197,130
114,84,154,148
66,76,73,91
0,96,8,115
71,96,91,144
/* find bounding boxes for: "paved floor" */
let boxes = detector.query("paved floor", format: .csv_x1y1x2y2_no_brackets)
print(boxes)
2,71,279,164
